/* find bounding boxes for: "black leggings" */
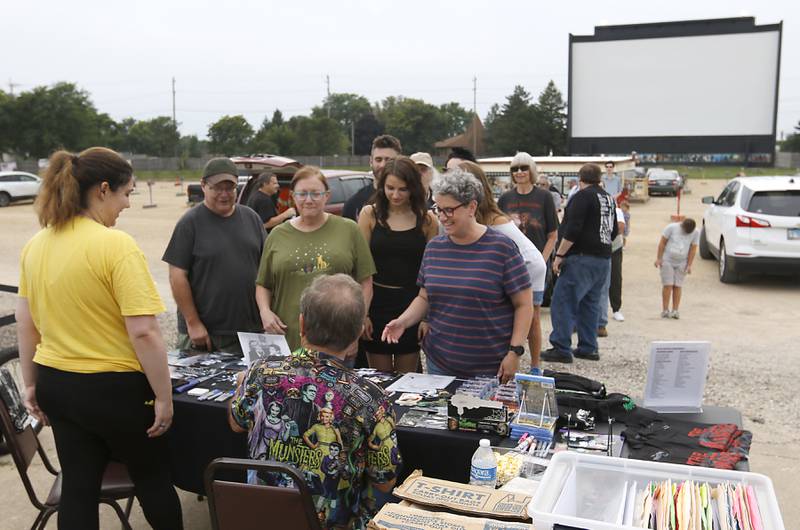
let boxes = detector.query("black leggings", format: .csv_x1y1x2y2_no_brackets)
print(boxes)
610,248,623,312
36,364,183,530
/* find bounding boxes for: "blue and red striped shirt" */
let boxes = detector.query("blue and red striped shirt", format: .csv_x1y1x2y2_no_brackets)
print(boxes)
418,228,531,377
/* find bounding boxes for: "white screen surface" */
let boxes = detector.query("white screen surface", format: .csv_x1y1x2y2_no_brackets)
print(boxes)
571,31,780,137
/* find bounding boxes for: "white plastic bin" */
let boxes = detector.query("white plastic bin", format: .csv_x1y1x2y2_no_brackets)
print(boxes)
529,452,784,530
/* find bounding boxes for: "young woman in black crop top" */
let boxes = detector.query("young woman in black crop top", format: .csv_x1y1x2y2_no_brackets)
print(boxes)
358,157,439,373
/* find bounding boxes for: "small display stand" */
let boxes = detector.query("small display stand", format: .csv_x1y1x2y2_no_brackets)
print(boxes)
510,373,558,441
143,180,158,209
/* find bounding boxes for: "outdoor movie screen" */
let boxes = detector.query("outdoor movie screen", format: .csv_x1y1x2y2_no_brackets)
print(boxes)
569,21,781,141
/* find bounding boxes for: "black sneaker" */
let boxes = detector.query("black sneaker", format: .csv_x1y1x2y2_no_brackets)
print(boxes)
573,350,600,361
540,348,573,364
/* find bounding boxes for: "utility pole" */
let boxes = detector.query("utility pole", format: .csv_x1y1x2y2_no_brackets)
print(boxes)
8,79,20,97
172,77,179,163
326,75,331,118
172,77,177,129
472,76,478,153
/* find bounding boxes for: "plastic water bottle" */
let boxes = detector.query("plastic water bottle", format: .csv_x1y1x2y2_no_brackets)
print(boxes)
469,439,497,488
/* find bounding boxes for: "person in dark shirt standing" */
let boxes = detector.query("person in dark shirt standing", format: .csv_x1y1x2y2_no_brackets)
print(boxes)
497,152,559,307
342,135,402,221
163,158,266,354
541,163,618,364
246,173,295,232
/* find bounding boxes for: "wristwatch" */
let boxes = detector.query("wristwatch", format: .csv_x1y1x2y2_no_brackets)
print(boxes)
508,345,525,356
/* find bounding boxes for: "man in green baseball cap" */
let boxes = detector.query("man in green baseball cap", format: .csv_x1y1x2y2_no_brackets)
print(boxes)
162,158,267,354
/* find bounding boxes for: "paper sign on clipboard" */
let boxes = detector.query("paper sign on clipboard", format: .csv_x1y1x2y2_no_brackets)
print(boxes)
643,341,710,413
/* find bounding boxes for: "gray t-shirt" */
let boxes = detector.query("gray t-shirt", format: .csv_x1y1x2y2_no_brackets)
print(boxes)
662,222,700,262
163,204,266,336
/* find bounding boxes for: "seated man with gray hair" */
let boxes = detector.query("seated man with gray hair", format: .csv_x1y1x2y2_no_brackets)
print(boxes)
229,274,400,529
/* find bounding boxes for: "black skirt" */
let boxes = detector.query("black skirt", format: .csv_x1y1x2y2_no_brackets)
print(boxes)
361,284,420,355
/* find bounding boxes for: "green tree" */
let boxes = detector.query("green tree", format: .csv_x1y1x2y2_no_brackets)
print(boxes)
287,116,348,155
439,102,472,139
207,115,254,156
312,93,372,130
781,121,800,152
107,117,137,153
536,81,567,155
353,113,384,155
251,110,285,153
127,117,179,156
484,85,540,156
270,109,285,128
377,96,447,154
179,135,205,158
10,82,103,158
0,91,13,155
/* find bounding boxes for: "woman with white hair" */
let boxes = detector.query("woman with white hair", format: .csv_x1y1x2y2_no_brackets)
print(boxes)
382,169,533,383
497,152,559,266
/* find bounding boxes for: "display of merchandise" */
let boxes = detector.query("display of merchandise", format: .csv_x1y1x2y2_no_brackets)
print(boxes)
544,369,607,398
396,407,449,430
529,452,784,530
457,376,500,400
631,479,765,530
168,350,243,399
494,448,551,485
510,373,558,442
491,380,519,411
354,368,399,386
469,439,498,488
623,418,752,470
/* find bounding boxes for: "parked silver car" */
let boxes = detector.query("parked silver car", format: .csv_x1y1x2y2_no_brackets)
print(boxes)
0,171,42,207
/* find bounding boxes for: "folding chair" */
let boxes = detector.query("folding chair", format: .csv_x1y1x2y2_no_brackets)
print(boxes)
204,457,322,530
0,397,135,530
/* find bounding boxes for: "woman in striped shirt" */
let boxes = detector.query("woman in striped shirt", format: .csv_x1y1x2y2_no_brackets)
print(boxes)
382,169,533,383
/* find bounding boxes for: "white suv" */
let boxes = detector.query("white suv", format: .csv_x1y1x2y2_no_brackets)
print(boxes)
700,176,800,283
0,171,42,207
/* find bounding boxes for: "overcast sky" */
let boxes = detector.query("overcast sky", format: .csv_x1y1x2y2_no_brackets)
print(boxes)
5,0,798,141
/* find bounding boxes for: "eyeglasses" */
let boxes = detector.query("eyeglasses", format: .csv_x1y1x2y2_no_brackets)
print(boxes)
605,165,614,169
510,165,530,173
206,182,237,193
431,203,466,218
292,190,327,201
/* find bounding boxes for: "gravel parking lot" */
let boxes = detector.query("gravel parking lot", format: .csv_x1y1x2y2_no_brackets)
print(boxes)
1,178,798,527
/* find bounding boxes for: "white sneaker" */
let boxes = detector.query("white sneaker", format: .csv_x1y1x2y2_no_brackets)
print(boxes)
661,310,670,318
670,310,680,320
612,311,625,322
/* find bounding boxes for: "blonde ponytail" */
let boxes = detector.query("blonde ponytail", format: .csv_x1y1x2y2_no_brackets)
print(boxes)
35,151,82,229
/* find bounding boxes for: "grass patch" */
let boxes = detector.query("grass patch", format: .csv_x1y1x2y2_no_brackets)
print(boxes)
662,165,799,180
135,169,203,181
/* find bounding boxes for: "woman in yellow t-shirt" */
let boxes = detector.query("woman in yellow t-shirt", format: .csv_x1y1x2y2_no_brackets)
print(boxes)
15,148,183,529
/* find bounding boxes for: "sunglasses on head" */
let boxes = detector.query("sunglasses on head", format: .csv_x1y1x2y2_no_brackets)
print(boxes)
510,165,530,173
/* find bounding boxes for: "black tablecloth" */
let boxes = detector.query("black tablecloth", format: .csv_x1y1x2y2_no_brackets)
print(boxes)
167,380,746,495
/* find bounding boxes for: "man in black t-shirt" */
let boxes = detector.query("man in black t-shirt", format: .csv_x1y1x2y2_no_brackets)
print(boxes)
163,158,266,354
246,173,295,232
542,163,618,364
342,135,401,221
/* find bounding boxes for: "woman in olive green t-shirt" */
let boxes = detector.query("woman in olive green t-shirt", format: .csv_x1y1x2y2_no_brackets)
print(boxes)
255,166,376,355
